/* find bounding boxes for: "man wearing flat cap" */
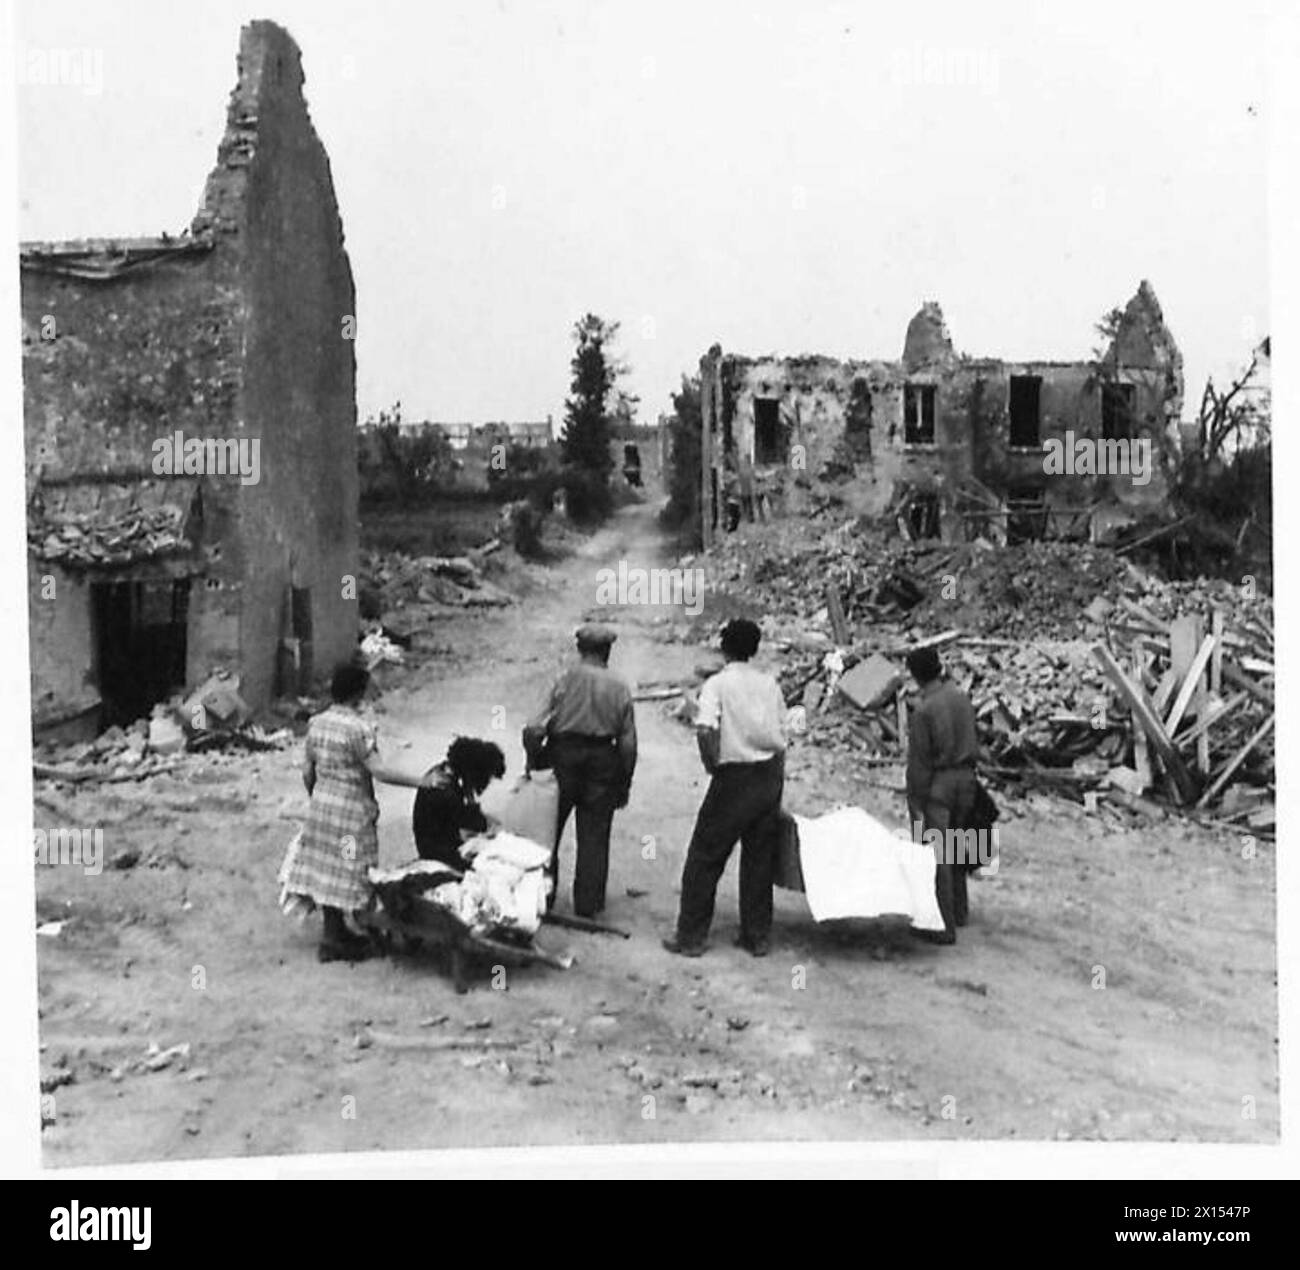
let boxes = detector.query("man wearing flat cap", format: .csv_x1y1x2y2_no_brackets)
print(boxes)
523,624,637,917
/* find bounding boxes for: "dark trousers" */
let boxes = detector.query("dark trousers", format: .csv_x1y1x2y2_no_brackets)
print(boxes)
551,736,622,918
910,768,977,936
675,756,784,947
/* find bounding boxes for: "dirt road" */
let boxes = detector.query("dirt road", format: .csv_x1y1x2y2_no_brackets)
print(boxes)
36,501,1277,1163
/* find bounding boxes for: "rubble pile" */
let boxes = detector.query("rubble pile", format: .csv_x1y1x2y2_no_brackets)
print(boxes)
875,540,1125,638
697,518,1274,827
709,522,1124,640
360,549,513,637
33,672,293,784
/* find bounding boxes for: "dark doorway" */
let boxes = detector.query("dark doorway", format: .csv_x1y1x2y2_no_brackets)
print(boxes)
904,384,936,444
1009,375,1042,446
1005,487,1047,544
92,578,191,728
1101,382,1136,440
753,398,786,464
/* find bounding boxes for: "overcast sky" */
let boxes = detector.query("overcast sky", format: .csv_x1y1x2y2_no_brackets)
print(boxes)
15,0,1271,427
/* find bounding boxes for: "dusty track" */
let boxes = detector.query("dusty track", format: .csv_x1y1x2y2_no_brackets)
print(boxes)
36,501,1277,1163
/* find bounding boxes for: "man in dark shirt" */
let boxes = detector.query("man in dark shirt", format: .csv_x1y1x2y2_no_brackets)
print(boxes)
905,647,979,944
523,624,637,917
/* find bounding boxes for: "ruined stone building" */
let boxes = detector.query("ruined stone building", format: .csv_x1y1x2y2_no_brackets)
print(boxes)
22,21,358,737
696,281,1183,544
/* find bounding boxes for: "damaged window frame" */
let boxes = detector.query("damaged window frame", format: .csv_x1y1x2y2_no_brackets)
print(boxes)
1101,380,1137,441
1008,373,1043,449
752,396,788,465
903,382,937,447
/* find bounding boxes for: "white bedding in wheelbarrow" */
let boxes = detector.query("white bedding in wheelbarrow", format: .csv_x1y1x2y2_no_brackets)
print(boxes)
369,832,551,938
793,807,945,931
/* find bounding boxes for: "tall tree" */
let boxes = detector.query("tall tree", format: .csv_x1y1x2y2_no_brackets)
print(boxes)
561,314,624,481
663,373,702,539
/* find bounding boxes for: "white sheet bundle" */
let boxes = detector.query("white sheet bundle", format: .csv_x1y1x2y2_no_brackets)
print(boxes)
369,832,552,937
793,806,945,931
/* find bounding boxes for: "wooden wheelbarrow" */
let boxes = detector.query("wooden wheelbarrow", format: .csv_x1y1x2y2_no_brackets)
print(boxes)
357,884,573,994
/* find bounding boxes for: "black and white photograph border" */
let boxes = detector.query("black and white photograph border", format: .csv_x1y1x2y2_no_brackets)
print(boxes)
0,0,1297,1183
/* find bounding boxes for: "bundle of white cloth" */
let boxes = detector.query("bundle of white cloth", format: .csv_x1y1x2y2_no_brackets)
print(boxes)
439,831,551,936
367,832,552,938
793,806,945,931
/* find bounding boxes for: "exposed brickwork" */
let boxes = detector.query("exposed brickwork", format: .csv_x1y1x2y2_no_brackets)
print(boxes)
699,282,1183,541
22,21,358,730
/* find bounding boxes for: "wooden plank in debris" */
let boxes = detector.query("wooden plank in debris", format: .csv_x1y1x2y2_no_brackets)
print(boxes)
1116,595,1168,633
1240,657,1275,676
1164,634,1216,736
826,585,850,646
1152,668,1180,713
1202,611,1224,775
1110,624,1168,642
1222,661,1275,707
895,629,962,655
33,758,187,784
1175,692,1248,751
896,688,908,758
1168,615,1201,681
1195,715,1275,809
1130,651,1152,790
1092,644,1198,805
1210,610,1224,694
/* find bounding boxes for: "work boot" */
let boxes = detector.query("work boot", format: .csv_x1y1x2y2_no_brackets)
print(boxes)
662,935,705,957
734,934,770,958
320,906,374,962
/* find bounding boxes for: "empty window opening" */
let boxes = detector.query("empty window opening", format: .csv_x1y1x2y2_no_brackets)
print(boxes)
753,397,787,464
904,384,936,444
1009,375,1042,446
1101,382,1136,441
91,578,191,729
1005,487,1047,544
907,492,941,540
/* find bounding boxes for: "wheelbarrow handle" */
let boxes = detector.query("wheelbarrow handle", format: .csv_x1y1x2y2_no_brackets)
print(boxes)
543,912,631,939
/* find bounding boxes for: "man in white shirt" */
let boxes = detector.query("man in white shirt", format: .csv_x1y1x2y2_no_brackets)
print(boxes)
663,618,787,957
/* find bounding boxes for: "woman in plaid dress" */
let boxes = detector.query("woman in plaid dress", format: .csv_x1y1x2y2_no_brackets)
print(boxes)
283,663,431,962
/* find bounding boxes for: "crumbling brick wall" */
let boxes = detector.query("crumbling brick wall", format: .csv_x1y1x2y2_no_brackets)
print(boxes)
22,20,358,725
699,281,1182,541
22,243,246,723
195,20,360,707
